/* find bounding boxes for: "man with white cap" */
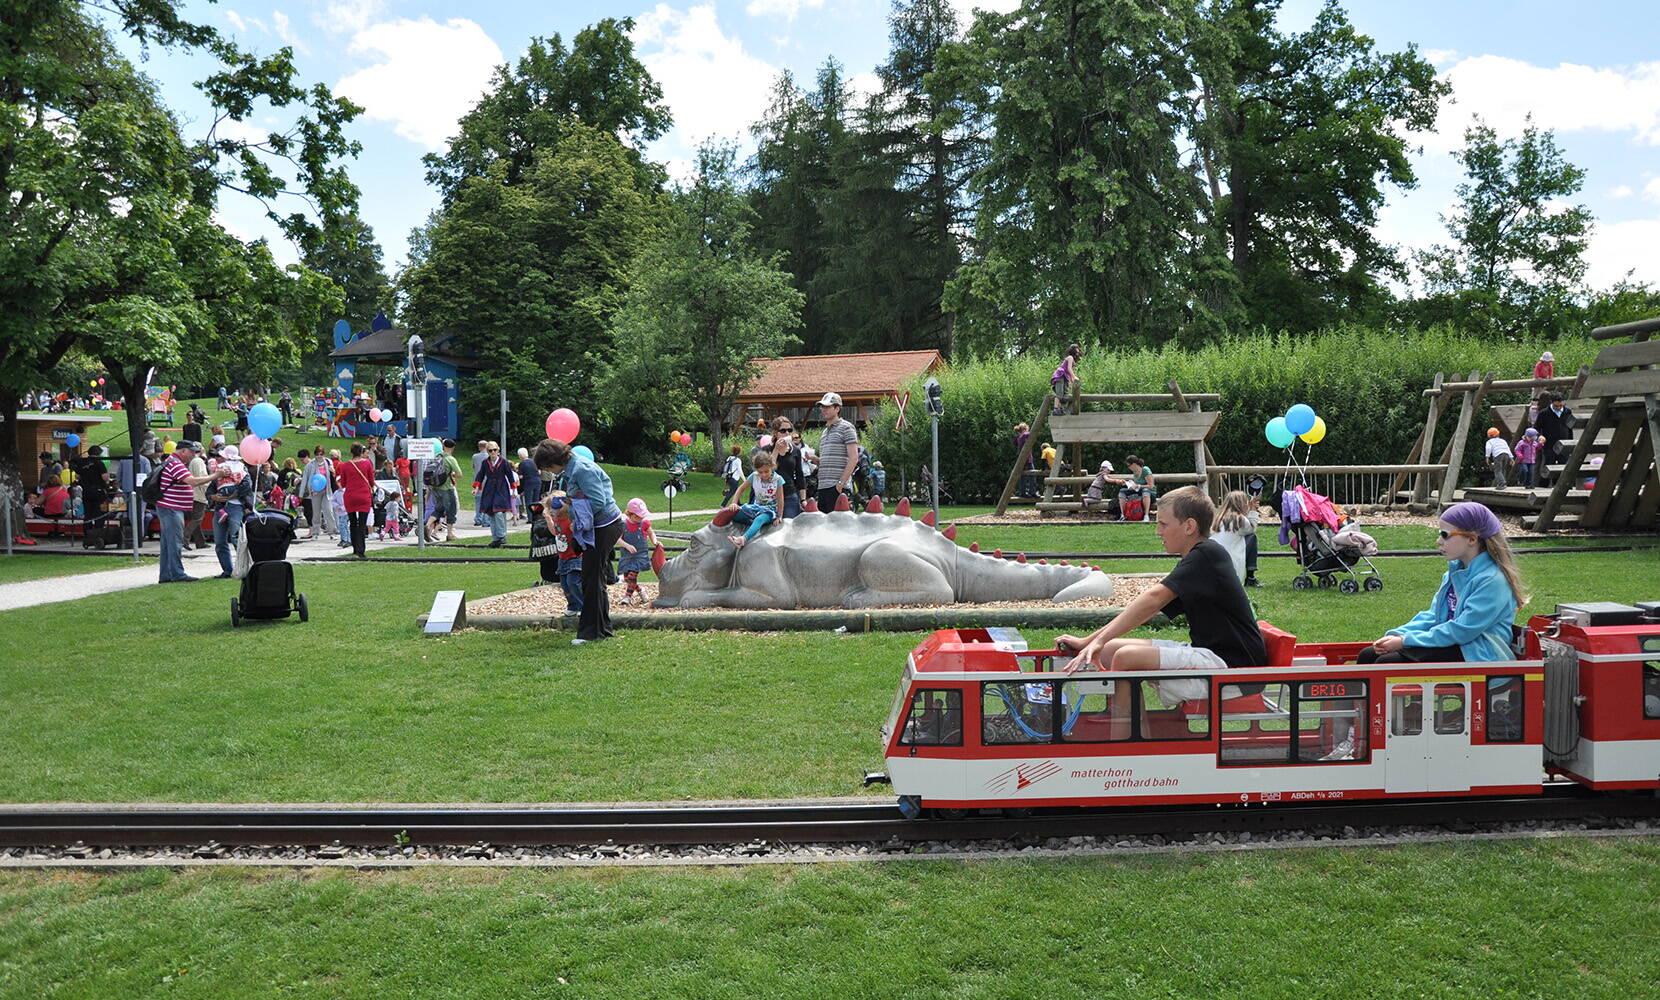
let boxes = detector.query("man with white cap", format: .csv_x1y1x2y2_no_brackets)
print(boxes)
813,392,860,512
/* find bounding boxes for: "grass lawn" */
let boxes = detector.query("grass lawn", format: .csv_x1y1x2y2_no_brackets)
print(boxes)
2,838,1657,998
0,540,1655,803
0,553,146,585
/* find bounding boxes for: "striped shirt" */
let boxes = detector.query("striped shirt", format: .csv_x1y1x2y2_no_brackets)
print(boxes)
157,456,195,511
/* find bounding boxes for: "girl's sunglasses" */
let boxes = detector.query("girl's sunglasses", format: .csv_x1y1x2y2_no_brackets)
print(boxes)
1438,529,1476,540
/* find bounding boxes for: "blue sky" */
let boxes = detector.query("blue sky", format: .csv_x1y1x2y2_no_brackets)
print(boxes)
114,1,1660,296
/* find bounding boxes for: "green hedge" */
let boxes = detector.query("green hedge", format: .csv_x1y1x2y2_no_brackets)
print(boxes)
862,326,1596,502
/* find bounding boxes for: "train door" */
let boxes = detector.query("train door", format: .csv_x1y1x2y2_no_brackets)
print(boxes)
1385,682,1472,793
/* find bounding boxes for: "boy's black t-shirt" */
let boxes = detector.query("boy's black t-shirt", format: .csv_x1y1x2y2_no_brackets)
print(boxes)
1159,538,1267,668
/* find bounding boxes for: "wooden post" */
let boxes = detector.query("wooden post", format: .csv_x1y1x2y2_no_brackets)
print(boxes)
1439,372,1490,509
994,395,1052,515
1402,372,1445,503
1569,364,1591,401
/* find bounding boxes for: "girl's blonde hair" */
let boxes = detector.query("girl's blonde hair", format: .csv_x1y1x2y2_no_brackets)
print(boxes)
1482,532,1530,607
1214,490,1253,534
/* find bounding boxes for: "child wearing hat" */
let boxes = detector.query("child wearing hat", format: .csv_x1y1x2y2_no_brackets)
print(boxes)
616,498,658,604
1513,428,1543,487
1484,428,1514,489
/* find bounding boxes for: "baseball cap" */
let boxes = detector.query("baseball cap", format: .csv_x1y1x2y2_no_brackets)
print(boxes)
817,392,842,407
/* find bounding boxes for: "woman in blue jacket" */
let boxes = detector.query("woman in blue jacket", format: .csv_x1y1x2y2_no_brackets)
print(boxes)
1360,501,1527,664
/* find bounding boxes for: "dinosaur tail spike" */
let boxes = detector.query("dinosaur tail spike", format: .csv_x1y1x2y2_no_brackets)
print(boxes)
942,523,957,541
993,549,1003,559
895,497,912,517
651,543,667,575
865,497,884,514
968,542,979,552
712,507,736,527
920,510,937,527
834,494,852,512
803,498,819,513
1016,552,1027,563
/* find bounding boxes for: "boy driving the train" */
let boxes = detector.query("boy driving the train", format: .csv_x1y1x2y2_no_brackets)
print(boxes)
1056,486,1266,683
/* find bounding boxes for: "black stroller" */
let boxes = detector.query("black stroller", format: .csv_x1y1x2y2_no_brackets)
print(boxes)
231,510,309,626
1288,519,1383,594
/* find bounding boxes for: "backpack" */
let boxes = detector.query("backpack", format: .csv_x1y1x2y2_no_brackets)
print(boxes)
1120,494,1145,522
138,460,167,504
423,459,451,489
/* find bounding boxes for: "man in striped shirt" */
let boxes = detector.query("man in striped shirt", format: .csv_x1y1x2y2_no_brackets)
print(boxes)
156,441,224,584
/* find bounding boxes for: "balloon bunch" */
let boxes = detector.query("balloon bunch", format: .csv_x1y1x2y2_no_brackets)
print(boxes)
365,406,394,425
667,429,693,448
1263,403,1325,449
238,401,283,466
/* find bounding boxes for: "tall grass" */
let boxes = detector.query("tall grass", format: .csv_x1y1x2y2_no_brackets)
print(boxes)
864,326,1596,501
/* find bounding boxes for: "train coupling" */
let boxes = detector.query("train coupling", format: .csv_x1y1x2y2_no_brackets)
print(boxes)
862,771,892,787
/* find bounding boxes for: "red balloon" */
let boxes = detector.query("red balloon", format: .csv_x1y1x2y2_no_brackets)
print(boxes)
545,408,580,443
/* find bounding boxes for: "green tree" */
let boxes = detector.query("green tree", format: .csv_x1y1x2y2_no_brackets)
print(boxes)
403,121,663,450
1415,117,1594,338
939,0,1240,355
1192,0,1446,332
422,21,671,203
0,1,356,490
747,60,850,354
608,142,804,462
298,215,392,385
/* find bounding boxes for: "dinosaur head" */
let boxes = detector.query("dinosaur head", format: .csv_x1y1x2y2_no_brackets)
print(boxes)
652,521,739,606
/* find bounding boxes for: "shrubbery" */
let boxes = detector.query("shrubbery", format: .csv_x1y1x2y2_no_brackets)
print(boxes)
862,326,1596,502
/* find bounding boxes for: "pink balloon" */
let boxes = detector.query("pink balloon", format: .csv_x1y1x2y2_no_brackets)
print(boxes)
368,407,382,423
545,408,580,443
239,435,272,465
758,435,773,448
680,433,693,446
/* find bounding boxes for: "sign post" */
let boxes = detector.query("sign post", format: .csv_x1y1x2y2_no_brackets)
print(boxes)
893,390,910,499
924,378,943,528
407,335,426,550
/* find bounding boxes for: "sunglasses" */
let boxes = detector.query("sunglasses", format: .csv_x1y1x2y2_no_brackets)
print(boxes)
1437,529,1476,540
777,425,793,432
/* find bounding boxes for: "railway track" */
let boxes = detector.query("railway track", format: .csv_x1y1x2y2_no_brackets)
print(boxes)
2,785,1654,853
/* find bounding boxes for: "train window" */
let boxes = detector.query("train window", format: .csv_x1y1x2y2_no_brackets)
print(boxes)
982,681,1054,744
1056,679,1131,743
1486,676,1525,742
1139,681,1210,739
1433,683,1466,735
1391,687,1423,736
899,689,962,746
1644,638,1660,720
1219,682,1292,764
1294,681,1368,763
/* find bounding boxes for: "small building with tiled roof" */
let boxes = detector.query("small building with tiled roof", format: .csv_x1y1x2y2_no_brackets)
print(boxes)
733,350,944,427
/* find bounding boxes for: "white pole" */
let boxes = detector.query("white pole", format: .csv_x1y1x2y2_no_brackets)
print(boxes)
930,412,940,526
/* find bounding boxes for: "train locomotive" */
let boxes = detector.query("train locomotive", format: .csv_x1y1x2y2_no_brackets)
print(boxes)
873,603,1660,818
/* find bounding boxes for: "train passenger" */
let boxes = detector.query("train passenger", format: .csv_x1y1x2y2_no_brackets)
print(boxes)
1360,501,1525,666
1057,486,1266,700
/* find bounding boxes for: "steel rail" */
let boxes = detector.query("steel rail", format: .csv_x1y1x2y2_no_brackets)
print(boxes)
1,785,1653,851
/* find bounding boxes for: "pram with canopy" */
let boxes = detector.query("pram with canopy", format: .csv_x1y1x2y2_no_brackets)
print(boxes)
1277,484,1383,594
231,509,308,626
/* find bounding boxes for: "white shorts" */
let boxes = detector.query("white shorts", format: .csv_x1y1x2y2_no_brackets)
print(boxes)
1149,640,1226,703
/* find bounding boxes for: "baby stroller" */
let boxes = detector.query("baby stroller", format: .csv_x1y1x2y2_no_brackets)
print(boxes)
1281,486,1382,594
231,509,308,626
919,464,955,505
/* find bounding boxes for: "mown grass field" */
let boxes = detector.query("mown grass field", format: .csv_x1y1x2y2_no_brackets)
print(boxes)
0,530,1655,803
2,838,1657,998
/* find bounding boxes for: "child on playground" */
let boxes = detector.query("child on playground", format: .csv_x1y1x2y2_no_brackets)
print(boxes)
1485,428,1515,489
1051,344,1082,413
533,499,584,615
1513,428,1543,487
378,487,405,541
1212,490,1261,587
617,498,658,604
725,450,785,549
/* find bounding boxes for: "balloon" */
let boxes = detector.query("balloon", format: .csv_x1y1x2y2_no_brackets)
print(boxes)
90,380,98,388
62,469,75,485
239,435,271,465
1299,416,1327,445
248,401,282,438
310,473,329,491
545,408,580,443
65,433,80,447
367,407,382,423
98,378,105,385
162,440,177,454
572,445,595,462
1265,417,1294,449
668,430,682,445
679,433,692,446
758,435,773,448
1284,403,1316,436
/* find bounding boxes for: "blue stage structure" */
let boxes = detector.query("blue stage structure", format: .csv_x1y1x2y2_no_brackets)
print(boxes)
326,312,482,438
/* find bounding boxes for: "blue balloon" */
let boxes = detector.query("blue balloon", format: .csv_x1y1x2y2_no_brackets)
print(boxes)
65,433,81,447
248,401,282,438
310,473,328,492
1265,417,1295,449
572,445,595,462
1284,403,1316,436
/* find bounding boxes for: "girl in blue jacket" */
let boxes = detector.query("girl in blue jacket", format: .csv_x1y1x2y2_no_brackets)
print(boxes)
1360,502,1527,664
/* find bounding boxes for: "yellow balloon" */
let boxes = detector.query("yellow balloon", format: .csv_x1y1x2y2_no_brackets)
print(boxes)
1299,416,1327,444
163,440,177,454
61,469,75,485
90,380,98,388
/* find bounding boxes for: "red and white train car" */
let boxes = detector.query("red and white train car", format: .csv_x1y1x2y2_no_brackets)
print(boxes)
1528,601,1660,792
879,622,1575,818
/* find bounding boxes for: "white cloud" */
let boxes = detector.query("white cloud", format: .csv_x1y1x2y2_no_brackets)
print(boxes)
316,0,385,35
662,156,698,187
745,0,824,20
1585,213,1660,289
336,18,504,150
225,10,266,34
1422,48,1459,67
272,11,307,54
1645,178,1660,204
631,5,779,145
946,0,1021,20
1610,184,1634,198
1428,56,1660,151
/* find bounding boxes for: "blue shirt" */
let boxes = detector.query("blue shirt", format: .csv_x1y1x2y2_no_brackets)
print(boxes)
562,454,619,526
1387,552,1518,662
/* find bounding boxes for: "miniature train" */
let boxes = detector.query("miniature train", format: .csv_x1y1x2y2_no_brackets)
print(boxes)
873,604,1660,818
